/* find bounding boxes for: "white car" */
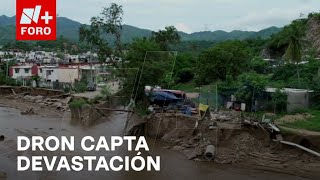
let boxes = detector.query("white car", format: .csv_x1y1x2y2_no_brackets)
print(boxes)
97,82,107,87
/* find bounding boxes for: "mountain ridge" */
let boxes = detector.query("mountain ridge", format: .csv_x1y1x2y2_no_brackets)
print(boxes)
0,15,282,44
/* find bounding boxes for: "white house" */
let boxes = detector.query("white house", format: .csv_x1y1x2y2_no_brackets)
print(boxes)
38,65,59,82
38,65,80,84
10,65,34,79
10,64,38,86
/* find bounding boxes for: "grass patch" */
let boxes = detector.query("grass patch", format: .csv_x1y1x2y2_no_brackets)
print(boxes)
69,99,87,108
278,127,295,135
172,82,197,92
281,110,320,132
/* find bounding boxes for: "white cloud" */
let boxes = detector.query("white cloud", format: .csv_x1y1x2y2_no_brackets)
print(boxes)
2,0,320,32
175,23,193,33
220,5,320,31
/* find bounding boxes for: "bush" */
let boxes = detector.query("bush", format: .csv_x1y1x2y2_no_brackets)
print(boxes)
176,68,194,83
271,89,287,113
69,99,87,108
250,57,268,74
63,85,72,93
0,76,18,86
100,86,112,100
73,82,87,93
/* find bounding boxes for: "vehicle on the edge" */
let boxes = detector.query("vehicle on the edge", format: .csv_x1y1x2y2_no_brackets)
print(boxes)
97,81,107,88
87,82,96,91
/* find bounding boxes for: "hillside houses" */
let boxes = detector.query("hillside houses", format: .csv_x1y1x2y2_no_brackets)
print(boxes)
8,63,114,88
0,50,115,65
1,48,122,89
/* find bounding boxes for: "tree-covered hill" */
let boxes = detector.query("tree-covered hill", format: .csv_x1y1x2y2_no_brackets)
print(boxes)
0,15,281,45
264,13,320,59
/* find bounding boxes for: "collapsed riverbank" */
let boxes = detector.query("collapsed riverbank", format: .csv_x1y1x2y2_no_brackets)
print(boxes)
0,94,320,179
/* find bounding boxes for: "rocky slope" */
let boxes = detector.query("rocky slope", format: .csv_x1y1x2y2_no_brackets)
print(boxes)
306,16,320,55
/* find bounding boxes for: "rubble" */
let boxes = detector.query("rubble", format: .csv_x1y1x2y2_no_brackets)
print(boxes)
172,146,185,151
138,109,320,177
21,107,35,115
16,94,72,113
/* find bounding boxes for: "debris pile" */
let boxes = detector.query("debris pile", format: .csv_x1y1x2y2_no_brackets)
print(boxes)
21,107,35,115
16,94,71,112
140,109,320,177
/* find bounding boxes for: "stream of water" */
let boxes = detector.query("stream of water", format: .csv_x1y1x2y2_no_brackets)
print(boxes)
0,106,308,180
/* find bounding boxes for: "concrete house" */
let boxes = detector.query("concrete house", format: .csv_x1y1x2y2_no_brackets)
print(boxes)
9,64,38,86
265,88,314,113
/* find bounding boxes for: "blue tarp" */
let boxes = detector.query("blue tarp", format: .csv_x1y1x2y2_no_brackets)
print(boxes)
150,91,181,102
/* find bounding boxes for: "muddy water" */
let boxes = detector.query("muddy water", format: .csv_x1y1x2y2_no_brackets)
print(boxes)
0,106,309,180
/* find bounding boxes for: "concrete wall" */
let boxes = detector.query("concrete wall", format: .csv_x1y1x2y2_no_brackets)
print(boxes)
287,91,310,113
58,68,79,83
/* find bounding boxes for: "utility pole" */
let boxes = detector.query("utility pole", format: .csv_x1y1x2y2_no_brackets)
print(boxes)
6,60,9,81
90,43,93,84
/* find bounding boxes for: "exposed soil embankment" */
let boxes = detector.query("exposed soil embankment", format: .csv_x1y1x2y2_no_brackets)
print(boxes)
146,113,196,139
125,111,320,178
0,86,64,97
70,96,124,126
275,113,320,150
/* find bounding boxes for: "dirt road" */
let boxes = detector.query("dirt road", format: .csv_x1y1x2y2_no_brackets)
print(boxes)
73,81,120,99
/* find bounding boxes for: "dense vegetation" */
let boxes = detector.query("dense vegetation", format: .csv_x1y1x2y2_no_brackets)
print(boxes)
1,4,320,116
0,14,281,46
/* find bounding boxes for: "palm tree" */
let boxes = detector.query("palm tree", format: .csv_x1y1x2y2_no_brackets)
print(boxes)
283,22,304,87
284,35,302,86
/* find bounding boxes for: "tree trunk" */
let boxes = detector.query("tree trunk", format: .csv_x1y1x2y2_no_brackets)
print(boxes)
296,63,301,88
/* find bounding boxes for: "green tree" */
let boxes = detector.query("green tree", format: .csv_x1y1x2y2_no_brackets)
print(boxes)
151,26,181,50
283,23,304,87
235,72,268,112
250,57,268,74
267,18,306,58
122,38,178,102
174,53,196,83
101,3,124,60
271,89,287,113
196,40,251,85
79,3,123,65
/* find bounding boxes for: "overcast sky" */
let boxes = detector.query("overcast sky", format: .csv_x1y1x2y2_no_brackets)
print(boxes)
1,0,320,33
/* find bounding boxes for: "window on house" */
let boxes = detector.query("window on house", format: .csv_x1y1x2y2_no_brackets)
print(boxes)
40,68,43,73
15,68,20,73
24,68,30,73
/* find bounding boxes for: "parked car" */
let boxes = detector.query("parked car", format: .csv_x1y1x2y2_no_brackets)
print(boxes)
97,81,107,88
87,82,96,91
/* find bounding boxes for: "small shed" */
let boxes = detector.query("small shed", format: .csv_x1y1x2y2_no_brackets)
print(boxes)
265,88,314,113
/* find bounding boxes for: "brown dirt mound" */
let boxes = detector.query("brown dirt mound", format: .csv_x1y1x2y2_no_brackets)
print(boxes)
143,112,320,178
276,113,313,124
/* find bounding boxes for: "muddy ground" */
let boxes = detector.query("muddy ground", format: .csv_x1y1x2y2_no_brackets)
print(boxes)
1,96,320,179
135,111,320,178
